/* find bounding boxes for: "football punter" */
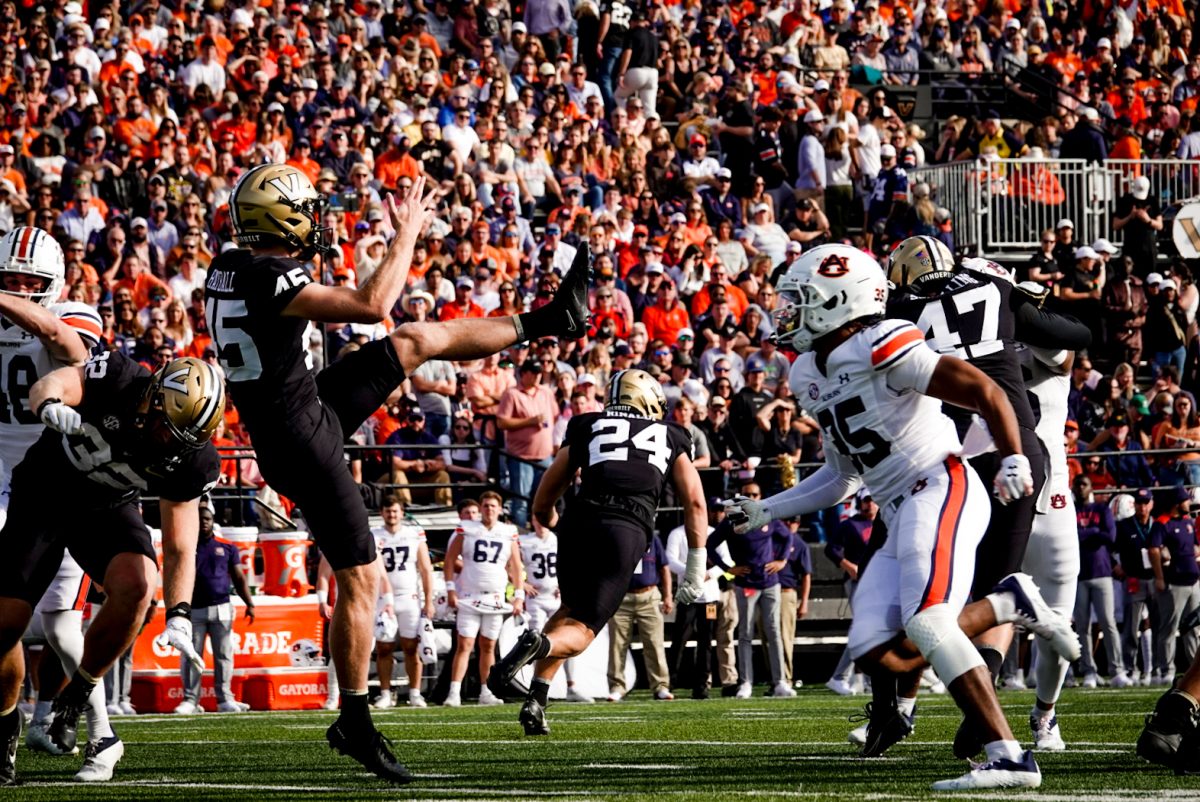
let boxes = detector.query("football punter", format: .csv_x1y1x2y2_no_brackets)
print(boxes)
371,495,435,709
205,167,588,781
443,491,523,707
0,350,222,786
488,370,709,736
722,244,1068,790
0,227,122,781
881,237,1090,758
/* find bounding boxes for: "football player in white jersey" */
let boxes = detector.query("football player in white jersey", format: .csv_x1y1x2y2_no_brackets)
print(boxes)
0,227,120,781
518,521,591,703
443,491,523,707
371,495,435,709
1018,336,1086,751
723,244,1065,790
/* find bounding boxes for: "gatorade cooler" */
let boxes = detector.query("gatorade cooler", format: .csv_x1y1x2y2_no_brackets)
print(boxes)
149,528,164,601
259,531,311,597
220,527,261,592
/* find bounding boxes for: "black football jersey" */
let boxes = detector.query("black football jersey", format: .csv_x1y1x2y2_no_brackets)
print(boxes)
24,350,219,507
203,249,316,423
564,410,693,532
887,270,1088,434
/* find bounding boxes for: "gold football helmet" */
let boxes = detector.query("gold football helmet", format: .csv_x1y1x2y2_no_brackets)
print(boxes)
606,369,667,420
229,163,332,255
887,235,955,292
140,357,225,449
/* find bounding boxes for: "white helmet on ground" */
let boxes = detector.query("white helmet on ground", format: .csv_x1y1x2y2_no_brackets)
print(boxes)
0,226,65,307
773,244,888,353
288,638,323,667
374,609,398,643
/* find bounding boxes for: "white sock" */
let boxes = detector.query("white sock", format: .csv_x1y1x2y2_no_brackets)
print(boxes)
409,688,421,699
449,681,462,695
86,682,115,740
983,739,1023,763
33,700,51,724
986,591,1017,624
896,695,916,716
1031,705,1054,722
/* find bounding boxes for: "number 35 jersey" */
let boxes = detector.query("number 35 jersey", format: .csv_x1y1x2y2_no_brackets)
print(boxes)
203,249,315,424
373,524,426,594
21,350,219,508
563,411,693,534
788,320,962,505
454,520,518,596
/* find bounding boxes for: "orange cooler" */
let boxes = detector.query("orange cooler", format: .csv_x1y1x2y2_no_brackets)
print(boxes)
259,531,311,597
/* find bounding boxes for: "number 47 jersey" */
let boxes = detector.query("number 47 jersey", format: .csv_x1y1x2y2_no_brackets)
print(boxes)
564,410,693,533
788,320,963,506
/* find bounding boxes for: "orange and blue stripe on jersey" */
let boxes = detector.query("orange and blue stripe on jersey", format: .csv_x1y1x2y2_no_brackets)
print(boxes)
919,456,969,611
871,323,925,371
60,309,103,345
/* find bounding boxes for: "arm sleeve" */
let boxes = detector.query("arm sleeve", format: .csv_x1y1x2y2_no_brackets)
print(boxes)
1012,296,1092,350
664,527,688,575
761,464,862,521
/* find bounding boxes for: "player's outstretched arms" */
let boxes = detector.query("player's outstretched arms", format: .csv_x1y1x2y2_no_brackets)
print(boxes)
725,465,861,534
0,293,89,365
925,355,1032,503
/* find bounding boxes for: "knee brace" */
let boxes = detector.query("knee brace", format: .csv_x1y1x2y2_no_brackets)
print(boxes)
906,603,985,685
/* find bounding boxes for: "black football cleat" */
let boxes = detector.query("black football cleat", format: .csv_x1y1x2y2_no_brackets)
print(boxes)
1138,691,1199,769
548,244,591,339
953,716,984,759
0,709,19,787
326,720,414,784
854,701,915,758
519,698,550,736
488,629,547,701
46,693,86,755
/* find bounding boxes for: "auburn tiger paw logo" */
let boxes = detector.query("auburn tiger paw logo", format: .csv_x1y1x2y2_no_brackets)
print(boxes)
1051,493,1067,509
817,253,850,277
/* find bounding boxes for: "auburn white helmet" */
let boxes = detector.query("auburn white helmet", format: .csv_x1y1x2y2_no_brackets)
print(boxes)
289,638,323,667
374,609,398,643
1110,493,1135,522
887,235,955,292
961,256,1015,285
0,226,65,307
773,244,888,353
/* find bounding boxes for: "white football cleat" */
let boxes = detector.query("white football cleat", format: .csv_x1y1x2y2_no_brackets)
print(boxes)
1110,672,1135,689
654,689,675,701
1081,673,1098,689
991,573,1081,662
1030,713,1065,752
443,691,462,708
26,720,77,755
847,722,868,746
105,703,122,716
118,702,136,716
74,736,124,782
373,690,394,709
216,701,249,713
930,749,1042,791
921,667,947,694
825,678,855,696
734,682,752,699
770,682,796,698
172,700,200,715
565,687,594,703
407,692,427,708
477,688,504,706
605,691,623,703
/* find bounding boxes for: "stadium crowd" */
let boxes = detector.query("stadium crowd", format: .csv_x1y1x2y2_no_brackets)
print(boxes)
3,0,1200,706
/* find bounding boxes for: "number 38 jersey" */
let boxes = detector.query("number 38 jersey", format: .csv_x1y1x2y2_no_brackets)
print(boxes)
0,302,102,466
519,531,559,596
373,524,426,594
21,350,219,507
203,250,316,424
788,320,962,505
564,410,693,534
455,519,518,596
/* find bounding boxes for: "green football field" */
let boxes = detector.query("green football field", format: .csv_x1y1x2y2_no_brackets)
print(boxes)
10,685,1197,801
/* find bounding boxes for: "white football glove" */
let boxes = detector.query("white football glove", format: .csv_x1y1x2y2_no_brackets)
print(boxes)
675,548,708,606
724,495,770,534
39,401,83,435
157,615,205,672
994,454,1033,505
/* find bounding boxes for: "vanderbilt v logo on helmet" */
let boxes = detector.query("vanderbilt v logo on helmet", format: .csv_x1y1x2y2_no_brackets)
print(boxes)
140,357,225,449
887,235,955,293
230,163,333,256
606,369,666,420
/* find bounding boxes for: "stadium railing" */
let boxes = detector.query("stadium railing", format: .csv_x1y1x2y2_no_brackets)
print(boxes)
912,157,1200,259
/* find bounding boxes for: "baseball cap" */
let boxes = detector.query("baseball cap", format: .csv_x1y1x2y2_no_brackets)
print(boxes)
1097,37,1112,50
787,241,803,254
1132,175,1151,200
131,217,148,229
545,223,561,234
689,134,706,146
1106,412,1129,428
1056,218,1074,229
716,167,732,179
752,202,770,214
302,78,319,90
1147,272,1164,287
672,354,694,369
1161,278,1180,291
0,145,12,155
614,343,632,357
577,373,598,385
709,395,727,408
803,109,825,123
1064,419,1079,430
1129,394,1151,415
813,79,830,92
1074,246,1099,260
456,277,474,289
367,208,384,222
511,21,527,33
1091,238,1119,255
880,143,897,159
1081,107,1101,122
1135,488,1153,502
633,224,649,235
677,327,695,340
267,102,285,113
87,126,106,140
669,212,687,224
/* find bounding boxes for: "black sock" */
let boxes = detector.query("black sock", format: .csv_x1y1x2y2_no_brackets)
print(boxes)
870,668,897,712
61,672,96,707
338,692,372,732
529,678,551,707
0,709,18,738
515,303,563,344
979,647,1004,682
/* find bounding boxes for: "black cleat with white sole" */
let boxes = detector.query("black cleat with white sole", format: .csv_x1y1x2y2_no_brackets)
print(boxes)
488,629,547,700
326,720,414,784
0,709,19,787
520,698,550,736
853,702,915,758
547,244,591,339
1138,690,1199,769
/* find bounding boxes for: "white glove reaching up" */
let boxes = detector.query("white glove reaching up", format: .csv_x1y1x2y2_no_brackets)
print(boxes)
157,615,205,672
675,548,709,606
994,454,1033,505
724,495,770,534
39,401,83,435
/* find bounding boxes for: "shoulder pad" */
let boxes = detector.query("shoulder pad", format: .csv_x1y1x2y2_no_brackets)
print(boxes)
868,320,926,372
52,302,103,346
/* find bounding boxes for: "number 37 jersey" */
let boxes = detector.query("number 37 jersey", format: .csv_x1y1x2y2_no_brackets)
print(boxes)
564,411,693,534
373,524,426,594
788,320,962,505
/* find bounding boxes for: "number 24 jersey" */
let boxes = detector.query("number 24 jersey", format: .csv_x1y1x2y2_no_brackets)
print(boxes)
787,320,962,505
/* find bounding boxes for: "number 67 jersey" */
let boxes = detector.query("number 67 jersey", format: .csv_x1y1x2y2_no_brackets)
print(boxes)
789,320,963,506
563,410,694,535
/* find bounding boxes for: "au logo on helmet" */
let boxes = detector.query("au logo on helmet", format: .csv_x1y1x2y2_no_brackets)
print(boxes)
817,253,851,277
